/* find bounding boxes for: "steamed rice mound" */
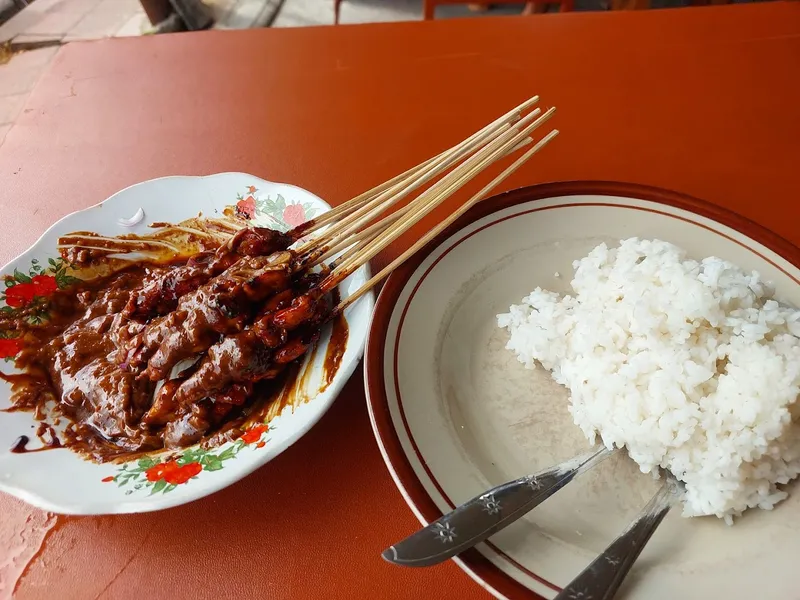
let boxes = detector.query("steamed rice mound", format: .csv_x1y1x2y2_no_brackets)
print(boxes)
497,238,800,523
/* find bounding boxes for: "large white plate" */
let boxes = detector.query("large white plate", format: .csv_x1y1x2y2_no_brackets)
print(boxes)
365,182,800,599
0,172,374,515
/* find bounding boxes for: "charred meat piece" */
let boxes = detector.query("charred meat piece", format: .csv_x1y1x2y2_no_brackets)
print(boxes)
123,253,293,380
163,401,213,448
123,227,295,321
272,292,320,331
230,227,294,257
171,290,331,407
170,331,275,407
122,256,214,321
209,227,295,272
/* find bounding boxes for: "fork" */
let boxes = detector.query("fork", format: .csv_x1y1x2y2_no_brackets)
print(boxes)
382,446,615,567
554,475,684,600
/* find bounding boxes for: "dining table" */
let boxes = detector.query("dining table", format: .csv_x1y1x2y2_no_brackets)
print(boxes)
1,2,799,598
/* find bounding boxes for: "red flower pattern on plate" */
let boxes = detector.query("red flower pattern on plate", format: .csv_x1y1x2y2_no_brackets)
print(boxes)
282,204,306,228
144,460,202,486
102,422,273,494
241,424,268,445
165,462,202,485
2,260,78,361
0,338,23,359
4,275,58,308
32,274,58,295
145,460,179,482
236,195,257,220
232,185,316,231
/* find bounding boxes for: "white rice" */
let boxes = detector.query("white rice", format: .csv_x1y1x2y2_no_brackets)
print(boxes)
497,238,800,523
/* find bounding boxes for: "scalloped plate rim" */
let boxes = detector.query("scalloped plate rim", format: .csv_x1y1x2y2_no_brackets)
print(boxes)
0,172,374,514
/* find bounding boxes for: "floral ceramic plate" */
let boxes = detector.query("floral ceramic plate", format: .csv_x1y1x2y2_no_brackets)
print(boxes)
0,172,374,514
365,182,800,600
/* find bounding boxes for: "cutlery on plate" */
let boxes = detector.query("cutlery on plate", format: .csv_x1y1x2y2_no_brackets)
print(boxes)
554,475,684,600
382,446,615,567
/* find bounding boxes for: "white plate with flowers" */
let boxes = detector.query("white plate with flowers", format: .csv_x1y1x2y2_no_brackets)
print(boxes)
0,172,373,514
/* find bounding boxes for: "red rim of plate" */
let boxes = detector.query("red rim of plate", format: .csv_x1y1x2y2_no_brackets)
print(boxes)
364,181,800,600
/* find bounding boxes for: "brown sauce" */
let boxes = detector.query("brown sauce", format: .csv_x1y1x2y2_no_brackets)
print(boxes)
322,313,349,391
251,311,349,425
8,429,61,454
9,435,29,453
2,227,349,463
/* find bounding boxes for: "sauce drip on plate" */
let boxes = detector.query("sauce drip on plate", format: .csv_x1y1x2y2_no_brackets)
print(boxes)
1,227,349,463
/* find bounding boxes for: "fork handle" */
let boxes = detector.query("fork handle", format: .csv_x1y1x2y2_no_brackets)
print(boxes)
382,446,613,567
555,479,675,600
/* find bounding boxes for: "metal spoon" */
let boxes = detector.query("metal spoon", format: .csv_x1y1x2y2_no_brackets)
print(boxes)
554,475,684,600
382,446,615,567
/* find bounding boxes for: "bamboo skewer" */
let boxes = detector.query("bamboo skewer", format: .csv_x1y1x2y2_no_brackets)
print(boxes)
57,96,546,267
55,95,559,328
309,95,538,230
336,128,560,312
311,207,407,267
296,158,437,235
295,96,540,255
296,118,520,259
325,107,556,286
307,136,535,269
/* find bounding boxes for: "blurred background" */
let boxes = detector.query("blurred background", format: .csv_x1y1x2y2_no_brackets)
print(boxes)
0,0,750,148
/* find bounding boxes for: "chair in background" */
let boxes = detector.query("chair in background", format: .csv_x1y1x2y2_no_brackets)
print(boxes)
423,0,573,20
333,0,573,23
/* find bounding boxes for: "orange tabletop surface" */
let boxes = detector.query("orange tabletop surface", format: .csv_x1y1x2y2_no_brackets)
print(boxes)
1,3,799,599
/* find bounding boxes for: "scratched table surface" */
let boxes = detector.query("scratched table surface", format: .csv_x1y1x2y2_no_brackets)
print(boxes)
1,3,799,598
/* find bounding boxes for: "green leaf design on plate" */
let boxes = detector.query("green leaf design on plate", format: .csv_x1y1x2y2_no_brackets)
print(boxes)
55,272,81,288
151,480,167,495
217,446,237,461
13,269,31,284
138,456,158,470
202,455,224,471
177,449,198,466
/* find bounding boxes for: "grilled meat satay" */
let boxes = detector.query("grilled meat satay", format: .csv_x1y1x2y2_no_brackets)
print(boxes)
169,288,330,408
143,267,292,381
123,228,295,321
122,252,294,379
209,227,295,273
162,400,214,448
123,254,215,321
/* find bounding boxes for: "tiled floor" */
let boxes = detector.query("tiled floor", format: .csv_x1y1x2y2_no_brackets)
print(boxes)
0,0,279,148
0,45,60,145
0,0,704,147
0,0,148,44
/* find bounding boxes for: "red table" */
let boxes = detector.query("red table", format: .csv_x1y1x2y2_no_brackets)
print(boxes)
1,4,799,598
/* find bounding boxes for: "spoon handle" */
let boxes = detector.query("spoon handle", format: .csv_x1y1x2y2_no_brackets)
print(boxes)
382,446,613,567
555,478,678,600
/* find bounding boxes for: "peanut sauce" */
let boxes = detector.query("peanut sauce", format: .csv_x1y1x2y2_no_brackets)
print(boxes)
2,227,349,462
